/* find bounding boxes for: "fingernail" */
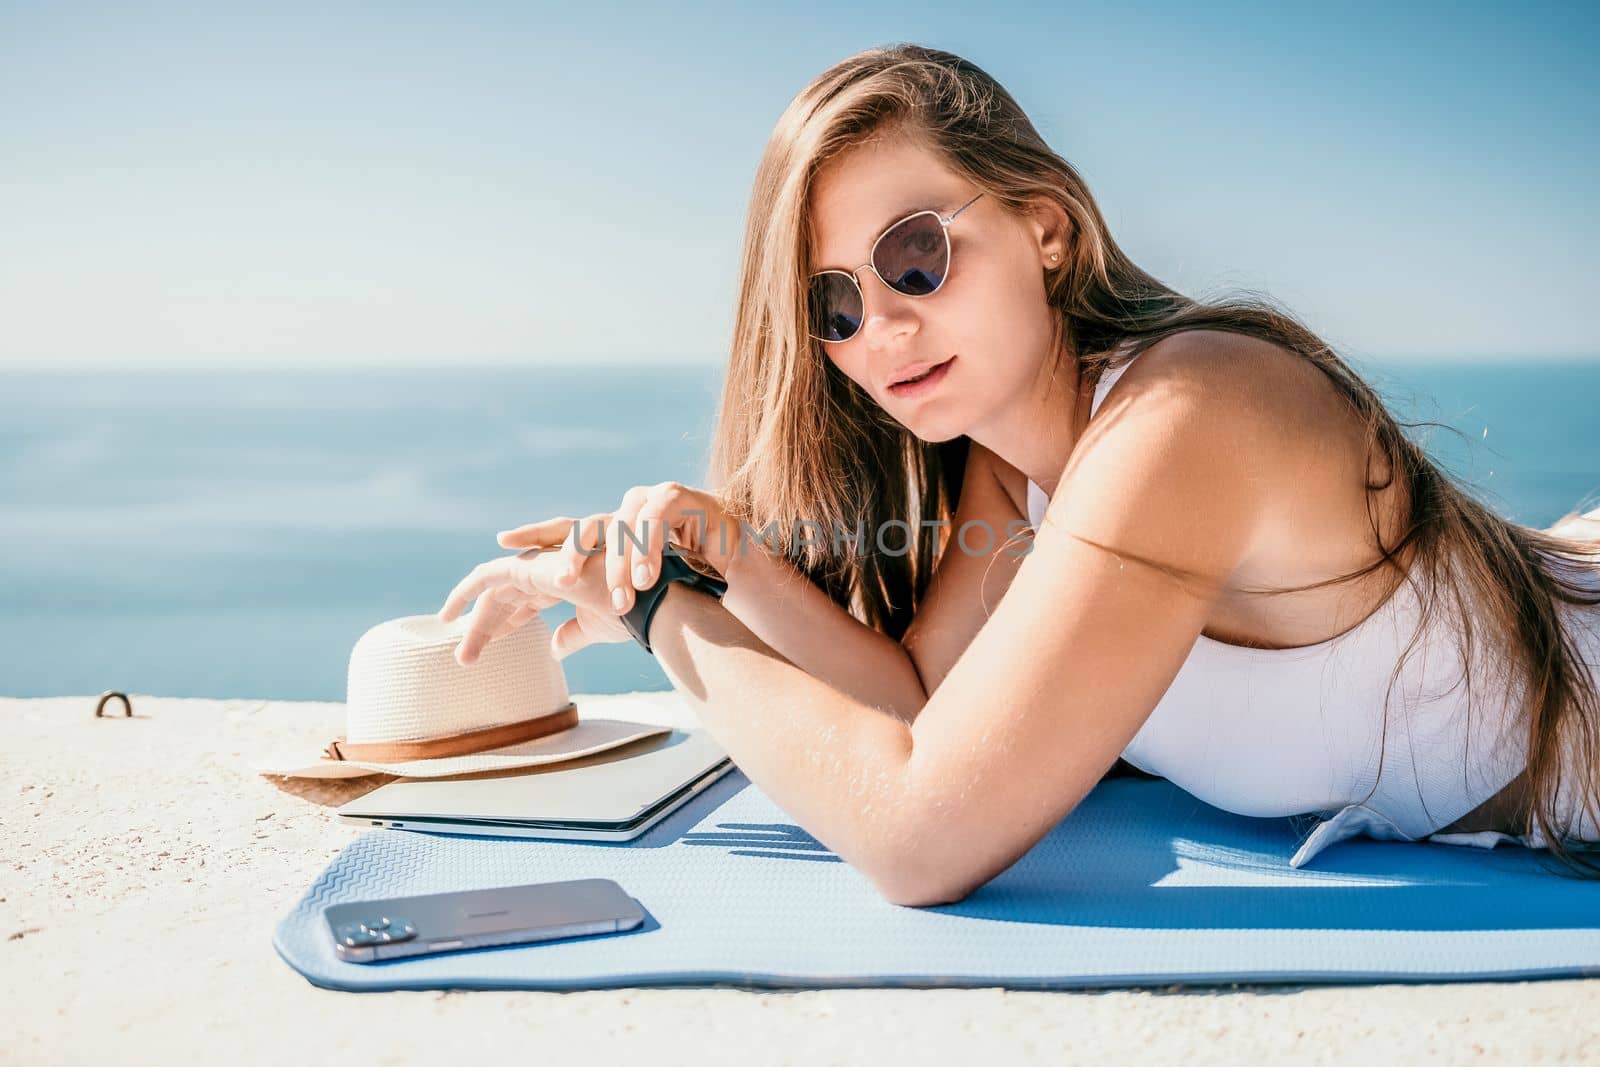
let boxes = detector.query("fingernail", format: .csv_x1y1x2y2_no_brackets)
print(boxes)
633,563,650,587
611,587,627,611
557,566,574,584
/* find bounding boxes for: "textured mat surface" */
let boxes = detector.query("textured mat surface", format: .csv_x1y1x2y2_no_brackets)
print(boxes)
273,773,1600,991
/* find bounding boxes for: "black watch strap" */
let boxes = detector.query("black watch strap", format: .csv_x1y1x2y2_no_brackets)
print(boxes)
621,550,729,653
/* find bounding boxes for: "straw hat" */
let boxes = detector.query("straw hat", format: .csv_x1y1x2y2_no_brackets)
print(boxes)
257,612,669,779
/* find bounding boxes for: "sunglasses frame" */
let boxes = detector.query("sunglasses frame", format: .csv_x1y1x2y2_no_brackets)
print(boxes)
808,192,985,344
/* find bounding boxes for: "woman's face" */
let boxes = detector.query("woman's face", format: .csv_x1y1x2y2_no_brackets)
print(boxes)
807,134,1066,443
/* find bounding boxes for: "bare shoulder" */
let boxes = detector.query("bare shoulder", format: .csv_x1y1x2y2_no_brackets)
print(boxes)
1074,331,1308,482
1100,329,1339,441
1084,329,1374,495
1070,329,1413,644
1050,329,1365,585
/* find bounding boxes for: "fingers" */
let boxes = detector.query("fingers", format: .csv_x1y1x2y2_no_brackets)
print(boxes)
497,516,575,550
631,481,684,591
550,617,611,659
550,616,590,661
550,605,632,660
448,584,552,666
492,599,541,640
438,559,509,624
454,589,517,666
439,555,557,628
552,513,609,590
513,483,707,622
607,485,654,615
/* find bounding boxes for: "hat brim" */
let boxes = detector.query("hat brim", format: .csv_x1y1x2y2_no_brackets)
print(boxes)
256,717,672,779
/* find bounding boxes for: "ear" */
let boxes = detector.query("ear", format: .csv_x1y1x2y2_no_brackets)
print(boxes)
1024,196,1073,267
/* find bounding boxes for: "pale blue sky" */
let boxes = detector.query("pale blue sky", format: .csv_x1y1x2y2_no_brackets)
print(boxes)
1,1,1594,369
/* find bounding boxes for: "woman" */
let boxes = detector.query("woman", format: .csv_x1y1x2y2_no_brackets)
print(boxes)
437,45,1600,906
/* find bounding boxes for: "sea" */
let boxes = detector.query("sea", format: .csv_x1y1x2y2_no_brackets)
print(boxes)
2,359,1597,701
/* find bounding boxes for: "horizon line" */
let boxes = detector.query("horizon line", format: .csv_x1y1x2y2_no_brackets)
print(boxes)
4,351,1600,373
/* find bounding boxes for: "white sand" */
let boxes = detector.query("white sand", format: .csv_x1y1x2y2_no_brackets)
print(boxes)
5,691,1598,1065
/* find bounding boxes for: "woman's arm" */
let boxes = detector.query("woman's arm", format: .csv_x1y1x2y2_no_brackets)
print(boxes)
500,492,930,720
717,538,928,724
720,440,1031,726
894,441,1030,707
642,338,1274,906
647,586,917,901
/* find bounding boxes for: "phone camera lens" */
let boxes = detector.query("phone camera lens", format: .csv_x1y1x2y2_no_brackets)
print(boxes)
334,916,415,949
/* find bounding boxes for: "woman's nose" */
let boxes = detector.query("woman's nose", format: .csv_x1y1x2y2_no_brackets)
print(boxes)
855,270,921,348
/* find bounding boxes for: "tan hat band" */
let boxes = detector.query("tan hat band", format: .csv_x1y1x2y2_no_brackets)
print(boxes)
322,702,579,763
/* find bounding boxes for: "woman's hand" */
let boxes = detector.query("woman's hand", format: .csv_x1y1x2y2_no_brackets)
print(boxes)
496,482,742,616
436,544,631,666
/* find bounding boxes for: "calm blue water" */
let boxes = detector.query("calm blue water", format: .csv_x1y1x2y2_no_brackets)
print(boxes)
2,359,1596,701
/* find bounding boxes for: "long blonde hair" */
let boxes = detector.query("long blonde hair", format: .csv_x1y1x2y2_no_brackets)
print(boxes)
706,43,1600,872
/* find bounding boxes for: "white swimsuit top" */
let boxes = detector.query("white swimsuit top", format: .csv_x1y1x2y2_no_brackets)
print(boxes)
1026,349,1600,865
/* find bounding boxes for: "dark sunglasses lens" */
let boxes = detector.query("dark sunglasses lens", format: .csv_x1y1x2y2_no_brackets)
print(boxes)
874,213,948,296
808,272,863,342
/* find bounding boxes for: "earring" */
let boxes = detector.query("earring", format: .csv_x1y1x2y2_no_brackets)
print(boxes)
1049,253,1060,262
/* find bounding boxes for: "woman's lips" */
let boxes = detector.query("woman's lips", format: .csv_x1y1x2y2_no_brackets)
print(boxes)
887,356,956,399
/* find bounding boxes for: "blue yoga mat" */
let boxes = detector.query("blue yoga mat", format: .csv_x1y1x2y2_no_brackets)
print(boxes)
273,773,1600,991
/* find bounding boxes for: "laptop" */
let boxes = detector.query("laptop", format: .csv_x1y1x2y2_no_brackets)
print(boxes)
337,728,734,842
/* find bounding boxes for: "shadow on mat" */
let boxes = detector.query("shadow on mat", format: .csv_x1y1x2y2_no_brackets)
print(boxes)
682,821,843,862
659,775,1598,933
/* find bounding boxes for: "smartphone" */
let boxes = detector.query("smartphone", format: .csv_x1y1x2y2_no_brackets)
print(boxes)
325,878,646,963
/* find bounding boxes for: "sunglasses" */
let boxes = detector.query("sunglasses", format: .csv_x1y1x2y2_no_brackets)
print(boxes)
807,192,984,344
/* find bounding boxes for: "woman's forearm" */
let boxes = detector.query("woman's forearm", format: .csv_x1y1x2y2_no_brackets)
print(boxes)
647,583,917,897
716,539,926,722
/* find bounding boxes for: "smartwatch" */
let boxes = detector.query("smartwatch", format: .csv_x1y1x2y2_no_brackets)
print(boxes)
621,550,729,653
